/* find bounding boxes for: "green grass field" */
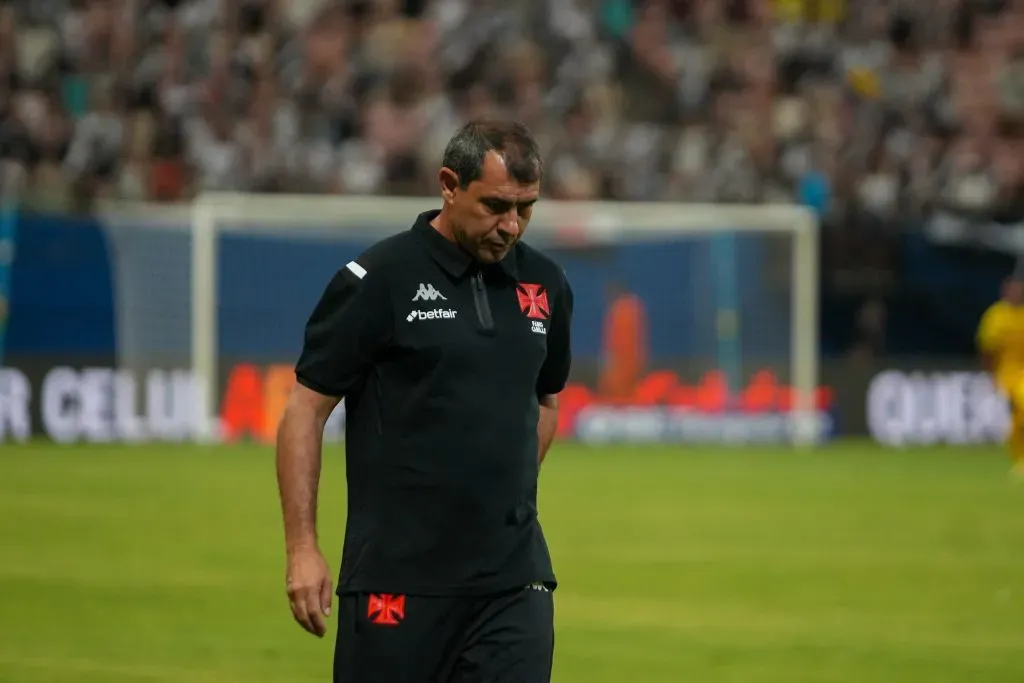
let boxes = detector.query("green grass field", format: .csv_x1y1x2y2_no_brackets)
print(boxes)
1,441,1023,682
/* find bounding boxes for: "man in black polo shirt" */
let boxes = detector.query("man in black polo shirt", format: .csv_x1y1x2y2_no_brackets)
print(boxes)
275,120,573,683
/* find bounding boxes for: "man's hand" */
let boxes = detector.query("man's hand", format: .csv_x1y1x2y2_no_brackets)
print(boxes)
286,545,333,637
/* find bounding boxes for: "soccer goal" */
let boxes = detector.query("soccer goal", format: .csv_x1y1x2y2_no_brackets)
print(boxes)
99,193,820,445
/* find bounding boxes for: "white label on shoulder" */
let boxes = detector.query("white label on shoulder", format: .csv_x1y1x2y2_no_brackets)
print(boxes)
345,261,367,279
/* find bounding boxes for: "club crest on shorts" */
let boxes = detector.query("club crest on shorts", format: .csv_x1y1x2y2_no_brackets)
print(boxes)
517,283,550,320
367,593,406,625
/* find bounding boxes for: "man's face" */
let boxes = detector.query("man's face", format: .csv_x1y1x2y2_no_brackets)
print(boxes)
440,151,540,264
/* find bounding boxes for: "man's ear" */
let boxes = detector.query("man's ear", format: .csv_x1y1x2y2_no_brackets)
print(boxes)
439,167,460,205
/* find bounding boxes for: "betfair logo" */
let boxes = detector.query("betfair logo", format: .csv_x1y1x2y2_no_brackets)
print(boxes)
406,308,458,322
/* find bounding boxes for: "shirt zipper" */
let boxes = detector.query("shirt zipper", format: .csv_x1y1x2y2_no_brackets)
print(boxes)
472,270,495,333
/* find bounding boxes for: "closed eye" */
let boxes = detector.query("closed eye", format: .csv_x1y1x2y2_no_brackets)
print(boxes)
482,198,537,215
482,199,513,214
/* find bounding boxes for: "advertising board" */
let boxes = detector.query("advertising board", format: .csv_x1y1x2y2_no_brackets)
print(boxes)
866,370,1010,446
559,369,836,444
0,362,834,445
0,363,345,445
2,360,1009,448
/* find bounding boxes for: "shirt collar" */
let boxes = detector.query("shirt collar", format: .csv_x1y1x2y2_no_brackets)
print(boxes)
412,210,519,280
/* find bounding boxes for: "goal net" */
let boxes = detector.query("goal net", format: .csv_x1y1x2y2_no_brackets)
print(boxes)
98,194,822,445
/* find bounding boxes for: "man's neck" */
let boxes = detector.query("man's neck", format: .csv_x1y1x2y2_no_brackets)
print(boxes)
430,206,457,243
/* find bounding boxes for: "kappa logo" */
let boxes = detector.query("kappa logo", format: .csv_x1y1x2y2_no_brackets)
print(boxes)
367,593,406,626
412,283,447,302
517,284,550,320
406,308,458,322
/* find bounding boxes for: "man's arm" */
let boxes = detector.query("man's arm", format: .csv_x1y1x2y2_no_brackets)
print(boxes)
278,258,392,637
276,384,338,638
536,275,574,465
277,384,339,554
538,394,558,464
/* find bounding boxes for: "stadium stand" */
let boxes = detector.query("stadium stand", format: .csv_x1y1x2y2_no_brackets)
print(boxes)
1,0,1023,355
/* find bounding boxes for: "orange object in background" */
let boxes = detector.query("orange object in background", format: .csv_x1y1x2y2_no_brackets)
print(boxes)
598,287,648,401
216,362,835,444
557,368,834,439
219,364,265,442
219,363,295,443
740,369,780,412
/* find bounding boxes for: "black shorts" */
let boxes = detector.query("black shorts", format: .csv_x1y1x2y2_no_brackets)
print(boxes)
333,584,554,683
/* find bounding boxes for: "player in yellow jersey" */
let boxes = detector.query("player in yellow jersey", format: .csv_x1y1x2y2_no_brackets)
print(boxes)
977,269,1024,475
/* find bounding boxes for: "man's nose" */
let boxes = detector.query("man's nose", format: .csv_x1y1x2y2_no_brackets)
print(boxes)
497,210,520,237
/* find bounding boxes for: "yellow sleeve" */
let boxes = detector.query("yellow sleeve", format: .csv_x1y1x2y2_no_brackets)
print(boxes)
977,305,1005,354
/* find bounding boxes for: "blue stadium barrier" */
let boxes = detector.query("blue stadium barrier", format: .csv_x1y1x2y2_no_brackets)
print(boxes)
0,201,18,365
3,211,1007,361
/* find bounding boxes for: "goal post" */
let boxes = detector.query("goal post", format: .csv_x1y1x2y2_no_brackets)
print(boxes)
102,194,820,445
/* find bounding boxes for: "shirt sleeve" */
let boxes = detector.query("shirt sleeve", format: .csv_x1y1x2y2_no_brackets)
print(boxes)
536,276,574,396
295,260,393,397
977,305,1004,354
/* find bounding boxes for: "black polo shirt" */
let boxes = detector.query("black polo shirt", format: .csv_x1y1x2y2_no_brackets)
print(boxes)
295,209,574,596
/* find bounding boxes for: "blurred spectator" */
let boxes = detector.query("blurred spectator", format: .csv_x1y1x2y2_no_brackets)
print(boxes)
940,134,998,211
998,43,1024,131
796,149,831,220
0,0,1019,254
849,298,887,360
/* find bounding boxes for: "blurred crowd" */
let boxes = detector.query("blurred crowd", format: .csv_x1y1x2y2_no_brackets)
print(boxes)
2,0,1024,226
